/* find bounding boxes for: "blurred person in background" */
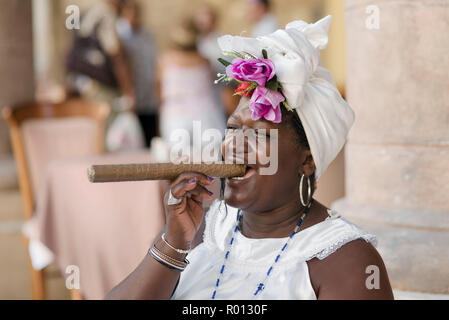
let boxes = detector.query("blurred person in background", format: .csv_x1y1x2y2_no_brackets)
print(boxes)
66,0,135,110
117,0,159,147
194,5,238,118
194,5,224,75
66,0,147,151
249,0,279,37
156,18,226,150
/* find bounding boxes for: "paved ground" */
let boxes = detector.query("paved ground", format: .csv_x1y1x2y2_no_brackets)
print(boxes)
1,188,448,300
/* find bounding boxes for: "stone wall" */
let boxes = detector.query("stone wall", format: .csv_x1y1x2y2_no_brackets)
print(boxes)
335,0,449,294
0,0,35,155
0,0,35,189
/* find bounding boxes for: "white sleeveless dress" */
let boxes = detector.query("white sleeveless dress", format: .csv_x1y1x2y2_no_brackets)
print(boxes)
171,200,377,300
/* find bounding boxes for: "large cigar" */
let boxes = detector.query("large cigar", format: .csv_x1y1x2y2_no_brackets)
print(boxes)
87,162,247,183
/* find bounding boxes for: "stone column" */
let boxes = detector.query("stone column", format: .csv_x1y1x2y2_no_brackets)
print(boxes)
334,0,449,294
314,0,347,208
32,0,54,86
0,0,35,189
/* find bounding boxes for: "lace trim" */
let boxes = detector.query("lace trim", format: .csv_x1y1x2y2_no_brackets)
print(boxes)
308,233,378,261
203,200,229,250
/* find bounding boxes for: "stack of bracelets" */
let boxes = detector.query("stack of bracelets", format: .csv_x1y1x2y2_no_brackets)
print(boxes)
148,233,190,272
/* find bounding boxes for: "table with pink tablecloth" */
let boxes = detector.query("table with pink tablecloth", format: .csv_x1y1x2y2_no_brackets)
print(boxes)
35,151,166,299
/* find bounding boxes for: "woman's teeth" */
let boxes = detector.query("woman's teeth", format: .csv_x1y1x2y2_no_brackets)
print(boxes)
231,167,256,181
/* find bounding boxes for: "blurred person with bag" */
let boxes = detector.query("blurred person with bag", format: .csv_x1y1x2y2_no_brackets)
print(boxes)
66,0,144,151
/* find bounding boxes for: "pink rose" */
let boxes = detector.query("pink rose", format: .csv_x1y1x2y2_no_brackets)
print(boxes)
226,58,275,87
249,86,285,123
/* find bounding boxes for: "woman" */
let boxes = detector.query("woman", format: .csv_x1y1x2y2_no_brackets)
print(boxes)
106,16,393,300
157,18,226,148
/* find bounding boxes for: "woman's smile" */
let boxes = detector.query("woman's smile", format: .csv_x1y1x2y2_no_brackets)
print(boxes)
227,165,258,184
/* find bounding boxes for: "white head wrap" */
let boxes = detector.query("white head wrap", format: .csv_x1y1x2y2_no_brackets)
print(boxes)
217,15,354,179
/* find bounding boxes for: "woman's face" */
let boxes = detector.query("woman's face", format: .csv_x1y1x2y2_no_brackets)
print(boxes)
221,97,313,213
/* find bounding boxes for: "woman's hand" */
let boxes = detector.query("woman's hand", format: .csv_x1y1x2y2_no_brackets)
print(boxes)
164,172,214,251
105,172,214,300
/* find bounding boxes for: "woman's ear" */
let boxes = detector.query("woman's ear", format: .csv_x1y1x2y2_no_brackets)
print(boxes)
301,149,316,178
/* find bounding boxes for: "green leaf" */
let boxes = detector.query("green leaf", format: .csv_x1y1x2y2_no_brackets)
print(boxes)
266,79,279,92
217,58,231,67
249,82,258,89
242,51,257,59
223,51,245,59
262,49,268,59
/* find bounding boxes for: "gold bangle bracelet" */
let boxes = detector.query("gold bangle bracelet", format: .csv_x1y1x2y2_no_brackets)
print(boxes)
151,244,189,268
149,247,185,272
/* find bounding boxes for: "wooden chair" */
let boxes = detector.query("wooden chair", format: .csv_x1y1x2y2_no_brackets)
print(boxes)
2,98,110,300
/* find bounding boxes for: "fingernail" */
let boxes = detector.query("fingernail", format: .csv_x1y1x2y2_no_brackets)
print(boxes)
207,176,214,181
207,190,214,196
188,178,196,183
